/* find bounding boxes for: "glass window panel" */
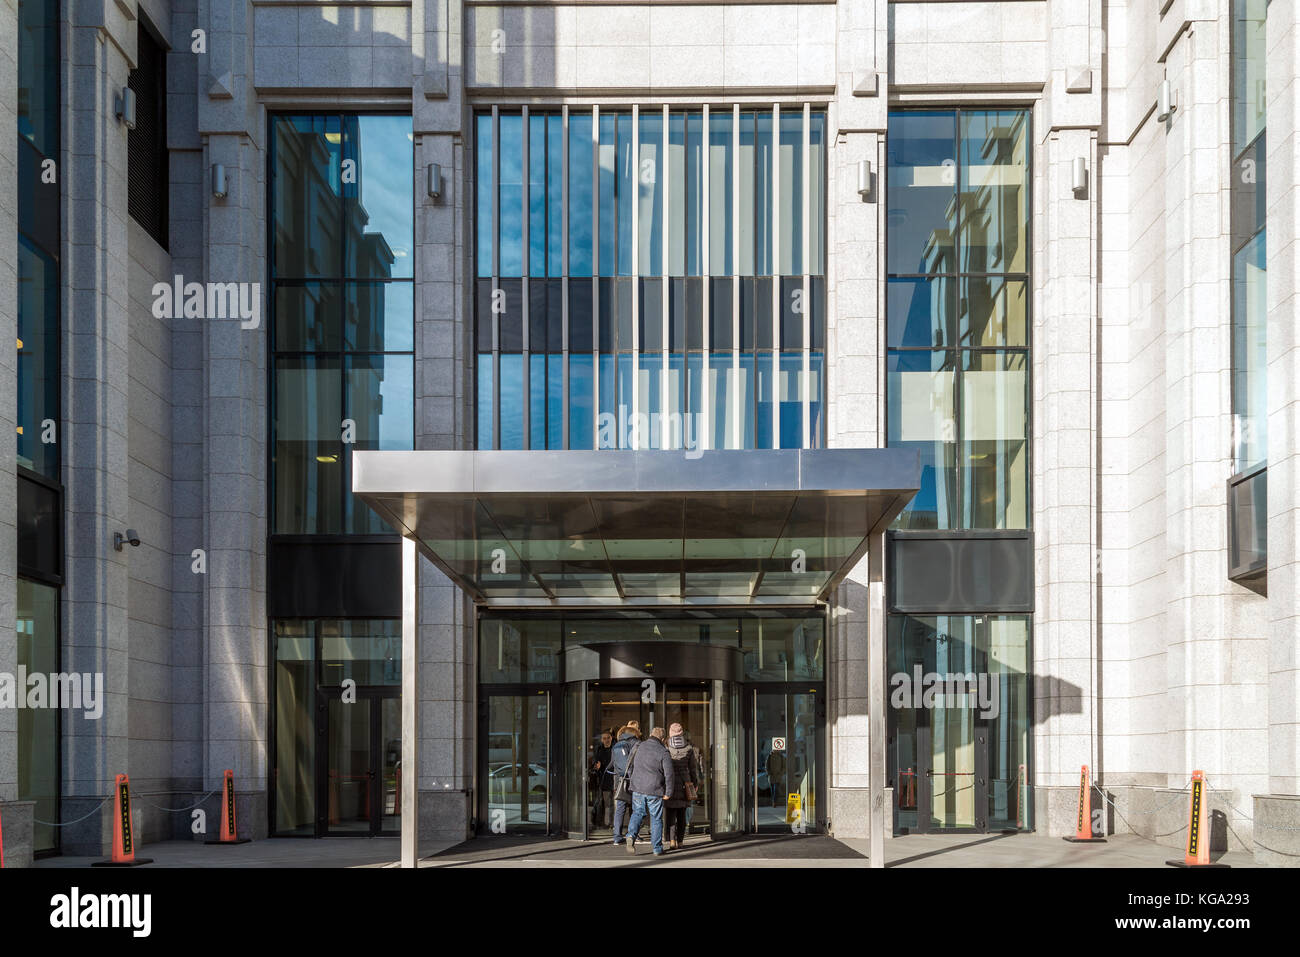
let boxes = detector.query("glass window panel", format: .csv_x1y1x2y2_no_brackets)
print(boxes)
570,352,595,449
669,111,688,276
478,353,494,449
710,351,734,450
639,111,664,275
809,351,824,448
639,352,664,448
708,110,734,276
500,353,525,449
1233,230,1268,471
273,115,343,278
275,282,341,352
755,352,775,449
888,349,958,530
485,692,552,830
779,111,803,276
479,617,561,692
528,113,547,277
685,112,703,276
959,110,1028,275
598,352,617,448
548,352,563,450
617,113,634,276
569,111,595,277
667,352,687,450
530,352,547,449
274,621,315,835
320,619,402,686
779,352,803,449
738,112,757,276
809,112,826,275
345,354,414,532
743,617,824,680
17,578,59,853
548,114,564,277
477,113,493,277
17,0,59,158
274,356,344,533
887,276,954,350
618,352,636,447
499,113,524,277
15,236,58,477
1232,0,1268,153
961,351,1028,529
886,111,956,276
599,112,618,276
346,281,414,353
343,115,413,280
686,352,705,451
741,350,757,448
959,277,1026,349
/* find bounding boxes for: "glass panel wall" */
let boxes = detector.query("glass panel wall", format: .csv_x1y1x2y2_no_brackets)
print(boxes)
17,580,59,853
887,614,1031,832
475,106,827,451
887,110,1030,530
270,114,415,535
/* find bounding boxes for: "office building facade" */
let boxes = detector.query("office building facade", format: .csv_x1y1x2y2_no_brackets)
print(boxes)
2,0,1300,866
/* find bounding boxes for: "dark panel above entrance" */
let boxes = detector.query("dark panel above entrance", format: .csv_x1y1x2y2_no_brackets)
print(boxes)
353,449,919,607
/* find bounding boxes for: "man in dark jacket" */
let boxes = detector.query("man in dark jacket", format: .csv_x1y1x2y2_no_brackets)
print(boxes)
607,722,641,845
623,726,675,856
590,730,614,828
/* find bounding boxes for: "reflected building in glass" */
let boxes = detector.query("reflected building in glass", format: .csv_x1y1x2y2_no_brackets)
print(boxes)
5,0,1300,868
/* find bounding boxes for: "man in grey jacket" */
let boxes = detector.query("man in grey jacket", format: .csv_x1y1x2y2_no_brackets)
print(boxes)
623,726,676,856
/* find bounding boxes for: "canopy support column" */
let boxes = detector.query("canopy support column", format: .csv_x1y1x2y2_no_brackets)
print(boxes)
401,536,420,868
868,529,887,868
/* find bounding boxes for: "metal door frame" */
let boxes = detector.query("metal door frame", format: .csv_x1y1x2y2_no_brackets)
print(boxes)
747,683,827,834
315,688,401,838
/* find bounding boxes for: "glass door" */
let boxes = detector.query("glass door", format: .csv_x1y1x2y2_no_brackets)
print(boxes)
584,682,651,840
663,682,711,834
711,680,742,836
482,691,552,833
317,692,400,836
752,687,823,833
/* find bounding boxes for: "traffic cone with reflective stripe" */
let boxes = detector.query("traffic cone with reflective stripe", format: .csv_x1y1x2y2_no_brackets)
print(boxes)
206,769,251,845
1062,764,1106,843
93,773,153,866
1167,770,1230,867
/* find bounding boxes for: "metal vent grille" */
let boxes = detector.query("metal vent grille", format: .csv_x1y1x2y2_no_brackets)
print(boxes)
127,20,167,249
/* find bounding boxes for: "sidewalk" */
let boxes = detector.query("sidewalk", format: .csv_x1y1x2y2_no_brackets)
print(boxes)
31,831,1258,868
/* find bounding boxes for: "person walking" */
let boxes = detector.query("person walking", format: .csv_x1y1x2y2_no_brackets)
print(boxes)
664,722,701,850
623,726,675,856
608,721,641,845
590,730,614,828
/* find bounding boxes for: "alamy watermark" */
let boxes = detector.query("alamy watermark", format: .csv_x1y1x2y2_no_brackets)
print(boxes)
0,668,105,720
152,275,260,328
889,665,1000,720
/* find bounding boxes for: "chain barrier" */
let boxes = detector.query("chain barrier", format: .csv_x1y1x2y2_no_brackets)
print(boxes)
32,784,223,826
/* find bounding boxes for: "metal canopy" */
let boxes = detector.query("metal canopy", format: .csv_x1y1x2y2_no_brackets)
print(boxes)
353,449,920,608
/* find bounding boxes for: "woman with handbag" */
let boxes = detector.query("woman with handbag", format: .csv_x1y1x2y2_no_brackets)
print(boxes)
664,722,701,850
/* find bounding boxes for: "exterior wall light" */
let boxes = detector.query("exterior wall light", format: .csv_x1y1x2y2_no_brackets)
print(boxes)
1157,79,1177,122
114,529,142,551
857,159,872,201
115,87,136,130
212,163,228,199
1071,156,1087,196
427,162,443,201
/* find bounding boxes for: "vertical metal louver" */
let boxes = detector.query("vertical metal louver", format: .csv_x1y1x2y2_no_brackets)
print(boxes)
127,19,168,249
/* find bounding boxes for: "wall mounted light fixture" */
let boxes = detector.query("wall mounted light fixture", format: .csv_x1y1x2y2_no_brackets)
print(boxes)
115,88,136,130
212,163,228,199
1157,79,1177,122
427,162,442,200
857,159,872,201
1071,156,1087,196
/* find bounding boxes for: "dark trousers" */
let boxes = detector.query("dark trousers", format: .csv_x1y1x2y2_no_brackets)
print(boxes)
666,805,688,844
592,788,612,827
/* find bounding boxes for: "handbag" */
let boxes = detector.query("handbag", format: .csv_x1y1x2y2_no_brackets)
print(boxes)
684,781,699,802
612,743,640,804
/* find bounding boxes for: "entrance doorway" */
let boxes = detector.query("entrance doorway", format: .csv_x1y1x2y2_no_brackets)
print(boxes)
576,681,725,841
317,692,401,836
752,688,822,832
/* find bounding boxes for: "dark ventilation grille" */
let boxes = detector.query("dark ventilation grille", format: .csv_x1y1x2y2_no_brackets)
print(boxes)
127,19,167,249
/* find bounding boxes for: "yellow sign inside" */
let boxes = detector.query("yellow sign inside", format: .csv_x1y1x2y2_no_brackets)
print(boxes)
785,792,802,824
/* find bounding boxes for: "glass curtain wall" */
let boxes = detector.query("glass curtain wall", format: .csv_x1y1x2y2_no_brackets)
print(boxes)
1229,0,1268,583
886,110,1030,530
475,106,827,451
16,0,61,855
270,114,415,535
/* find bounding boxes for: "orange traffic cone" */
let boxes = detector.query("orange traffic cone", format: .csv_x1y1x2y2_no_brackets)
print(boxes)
206,769,251,845
1166,770,1230,868
92,773,153,866
1062,764,1106,843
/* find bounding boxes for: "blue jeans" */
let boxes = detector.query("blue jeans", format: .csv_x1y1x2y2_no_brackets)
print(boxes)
625,793,665,854
612,796,630,842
